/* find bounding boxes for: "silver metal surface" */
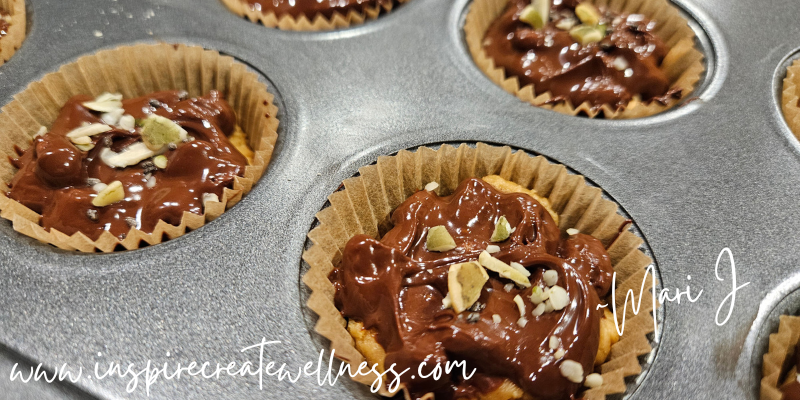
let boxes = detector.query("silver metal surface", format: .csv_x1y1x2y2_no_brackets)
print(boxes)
0,0,796,399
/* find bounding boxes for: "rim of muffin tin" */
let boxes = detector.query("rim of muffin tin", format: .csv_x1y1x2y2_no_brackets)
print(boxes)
298,141,665,400
448,0,728,125
0,42,288,255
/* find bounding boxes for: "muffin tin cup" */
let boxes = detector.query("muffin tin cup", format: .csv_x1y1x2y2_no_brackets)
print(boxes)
302,142,658,399
0,42,279,252
463,0,706,118
0,0,25,66
219,0,408,31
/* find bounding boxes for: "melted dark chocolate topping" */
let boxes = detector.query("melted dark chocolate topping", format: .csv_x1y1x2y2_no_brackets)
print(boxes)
482,0,680,111
331,178,614,400
243,0,391,19
7,90,247,241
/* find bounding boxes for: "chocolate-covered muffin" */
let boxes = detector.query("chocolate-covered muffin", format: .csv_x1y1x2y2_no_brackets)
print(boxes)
465,0,704,118
332,177,617,399
220,0,408,31
7,91,249,241
0,43,278,252
303,144,658,400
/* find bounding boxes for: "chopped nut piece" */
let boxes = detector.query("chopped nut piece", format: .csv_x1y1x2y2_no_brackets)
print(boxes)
125,217,137,227
424,182,439,192
140,114,188,151
86,209,98,221
82,92,123,113
442,294,452,309
559,360,584,383
513,294,526,316
146,176,157,188
92,182,108,193
486,244,501,253
569,24,606,46
519,0,550,29
86,178,101,186
91,180,124,207
35,126,47,137
575,3,601,25
492,314,501,324
153,155,168,169
584,373,603,388
118,115,136,131
566,228,580,236
66,123,113,139
554,348,565,359
75,143,95,152
426,225,457,252
100,143,159,168
532,302,546,316
543,270,559,287
71,136,92,145
613,56,629,71
510,261,531,277
504,283,514,292
479,251,531,288
491,215,512,242
448,261,490,313
517,317,528,328
549,335,560,350
555,17,577,30
544,299,555,313
101,109,125,126
466,313,481,323
530,286,546,304
548,285,570,310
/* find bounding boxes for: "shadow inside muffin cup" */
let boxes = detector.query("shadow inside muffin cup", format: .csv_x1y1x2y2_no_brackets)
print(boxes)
0,42,280,253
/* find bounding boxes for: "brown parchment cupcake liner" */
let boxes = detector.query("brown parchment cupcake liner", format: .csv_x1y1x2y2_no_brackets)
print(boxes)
302,143,658,399
0,43,279,252
219,0,408,31
464,0,705,119
782,59,800,140
0,0,25,65
761,315,800,400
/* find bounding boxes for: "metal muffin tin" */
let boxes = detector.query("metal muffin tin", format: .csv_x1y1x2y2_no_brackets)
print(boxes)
0,0,798,398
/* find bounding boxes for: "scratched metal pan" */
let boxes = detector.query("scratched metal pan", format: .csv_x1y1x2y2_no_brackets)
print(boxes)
0,0,797,398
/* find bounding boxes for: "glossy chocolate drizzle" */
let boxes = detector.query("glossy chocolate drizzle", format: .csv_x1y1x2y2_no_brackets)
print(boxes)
243,0,391,19
331,178,614,400
6,90,247,241
483,0,681,111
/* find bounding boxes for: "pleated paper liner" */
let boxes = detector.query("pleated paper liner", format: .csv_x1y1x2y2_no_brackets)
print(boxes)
782,59,800,140
0,43,279,252
302,143,658,399
464,0,705,119
0,0,25,66
219,0,408,31
761,315,800,400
